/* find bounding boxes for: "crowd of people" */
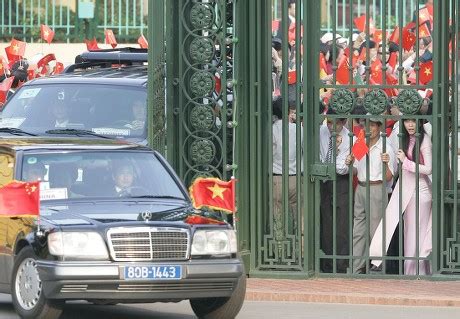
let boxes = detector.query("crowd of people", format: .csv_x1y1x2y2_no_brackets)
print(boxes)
271,0,437,275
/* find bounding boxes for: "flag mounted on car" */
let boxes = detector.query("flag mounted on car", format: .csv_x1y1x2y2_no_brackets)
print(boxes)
40,24,55,44
189,177,236,213
105,29,118,48
0,181,40,217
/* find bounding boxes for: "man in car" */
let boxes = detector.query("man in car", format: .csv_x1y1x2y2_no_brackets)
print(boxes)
51,99,71,128
124,99,146,131
112,162,136,196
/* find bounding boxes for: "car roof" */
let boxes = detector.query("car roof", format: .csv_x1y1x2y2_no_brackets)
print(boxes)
0,137,151,152
24,66,148,87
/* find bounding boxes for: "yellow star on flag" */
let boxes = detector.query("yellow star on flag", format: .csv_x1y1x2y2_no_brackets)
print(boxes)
207,183,227,200
44,30,49,37
424,67,431,76
420,31,426,37
12,44,19,53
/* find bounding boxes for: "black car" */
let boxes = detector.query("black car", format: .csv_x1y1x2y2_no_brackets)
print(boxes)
0,137,245,319
0,49,150,144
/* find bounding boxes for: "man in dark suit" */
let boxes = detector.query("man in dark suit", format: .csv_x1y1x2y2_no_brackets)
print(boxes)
113,163,136,196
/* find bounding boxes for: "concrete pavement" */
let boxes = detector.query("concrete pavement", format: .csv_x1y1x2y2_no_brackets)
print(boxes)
246,277,460,307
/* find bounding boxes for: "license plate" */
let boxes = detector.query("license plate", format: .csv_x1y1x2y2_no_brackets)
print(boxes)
123,265,182,280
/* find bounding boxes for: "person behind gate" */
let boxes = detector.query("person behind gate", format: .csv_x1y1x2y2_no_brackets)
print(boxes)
369,117,432,275
319,109,350,273
345,117,396,274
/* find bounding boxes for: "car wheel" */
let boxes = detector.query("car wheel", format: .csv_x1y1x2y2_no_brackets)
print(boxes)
11,246,63,319
190,269,246,319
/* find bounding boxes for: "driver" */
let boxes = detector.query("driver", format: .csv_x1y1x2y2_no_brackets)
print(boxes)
112,163,136,196
50,99,70,128
124,99,146,130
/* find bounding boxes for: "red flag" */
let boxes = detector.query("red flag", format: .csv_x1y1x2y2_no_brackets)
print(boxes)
27,69,36,80
389,26,400,44
53,62,64,75
387,52,398,70
354,15,375,34
352,129,369,161
40,24,55,44
37,53,56,69
0,56,9,73
418,23,431,38
272,20,280,33
319,53,328,74
0,76,14,104
105,29,118,48
214,74,221,94
402,27,416,51
85,38,100,51
0,181,40,216
407,69,417,84
373,29,387,43
336,55,350,85
189,177,236,213
419,60,433,84
184,214,226,225
9,39,26,57
5,46,21,66
137,34,148,49
288,70,296,84
418,7,432,26
370,59,383,84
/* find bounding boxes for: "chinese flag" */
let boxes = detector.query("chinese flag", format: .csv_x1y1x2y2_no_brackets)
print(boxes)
0,56,9,73
418,7,432,26
0,76,14,104
53,62,64,75
138,34,148,49
354,15,375,34
402,27,416,51
189,177,236,213
335,55,350,85
37,53,56,69
370,59,383,84
40,24,55,44
373,29,387,43
0,181,40,216
418,23,431,38
5,46,21,66
352,129,369,161
8,39,26,57
105,29,118,48
389,27,400,44
85,38,100,51
419,61,433,84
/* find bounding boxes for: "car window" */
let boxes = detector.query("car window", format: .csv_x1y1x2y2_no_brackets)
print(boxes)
1,84,147,139
20,151,185,201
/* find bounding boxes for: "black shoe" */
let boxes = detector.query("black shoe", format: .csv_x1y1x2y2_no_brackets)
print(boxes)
354,266,366,274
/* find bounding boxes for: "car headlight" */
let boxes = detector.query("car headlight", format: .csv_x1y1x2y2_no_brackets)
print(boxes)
48,232,109,260
191,229,237,255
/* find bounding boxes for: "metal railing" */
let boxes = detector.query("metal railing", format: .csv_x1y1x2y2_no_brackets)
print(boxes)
0,0,148,43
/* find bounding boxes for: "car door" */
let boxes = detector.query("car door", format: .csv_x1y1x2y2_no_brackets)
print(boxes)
0,152,14,285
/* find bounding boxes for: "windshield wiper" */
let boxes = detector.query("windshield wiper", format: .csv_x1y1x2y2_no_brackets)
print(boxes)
45,129,112,139
130,195,187,201
0,127,37,136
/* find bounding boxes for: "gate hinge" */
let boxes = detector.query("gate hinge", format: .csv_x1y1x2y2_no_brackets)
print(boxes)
309,163,336,182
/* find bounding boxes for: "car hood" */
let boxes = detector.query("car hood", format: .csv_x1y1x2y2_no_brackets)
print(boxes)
40,201,194,226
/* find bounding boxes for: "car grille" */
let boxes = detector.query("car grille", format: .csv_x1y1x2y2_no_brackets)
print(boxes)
107,227,190,261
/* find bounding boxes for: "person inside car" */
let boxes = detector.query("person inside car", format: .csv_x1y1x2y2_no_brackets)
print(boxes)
112,163,136,196
50,99,71,128
23,161,47,182
124,99,146,131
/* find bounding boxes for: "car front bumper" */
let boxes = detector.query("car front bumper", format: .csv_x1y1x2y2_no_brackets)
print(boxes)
37,259,244,301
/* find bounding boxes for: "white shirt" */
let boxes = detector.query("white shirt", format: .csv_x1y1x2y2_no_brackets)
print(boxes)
272,119,303,175
353,137,396,182
55,120,69,128
319,124,350,175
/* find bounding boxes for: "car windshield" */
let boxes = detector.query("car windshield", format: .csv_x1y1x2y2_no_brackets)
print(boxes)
20,151,186,201
0,84,147,140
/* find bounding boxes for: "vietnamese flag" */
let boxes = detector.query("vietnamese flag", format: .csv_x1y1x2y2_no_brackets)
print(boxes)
335,55,350,85
8,39,26,57
138,34,148,49
189,177,236,213
373,29,387,43
0,181,40,216
352,129,369,161
419,60,433,84
418,23,431,38
418,7,432,26
53,62,64,75
40,24,55,44
287,70,296,84
85,38,100,51
354,15,375,34
402,27,416,51
105,29,118,48
0,76,14,104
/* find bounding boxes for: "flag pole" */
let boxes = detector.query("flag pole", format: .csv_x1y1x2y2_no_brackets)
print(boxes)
231,176,237,233
36,182,43,237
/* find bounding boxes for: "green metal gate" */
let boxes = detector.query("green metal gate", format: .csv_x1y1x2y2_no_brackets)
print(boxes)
152,0,460,278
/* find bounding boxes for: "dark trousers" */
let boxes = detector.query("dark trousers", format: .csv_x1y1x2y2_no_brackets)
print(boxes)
320,175,350,273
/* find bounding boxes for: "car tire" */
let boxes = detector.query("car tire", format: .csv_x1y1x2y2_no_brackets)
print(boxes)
11,246,63,319
190,269,246,319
